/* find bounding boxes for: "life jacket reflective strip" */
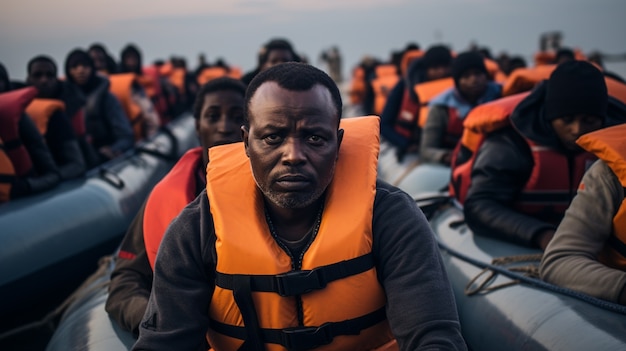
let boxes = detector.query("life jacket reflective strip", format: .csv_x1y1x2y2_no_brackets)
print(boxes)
606,77,626,105
514,139,596,224
144,147,203,269
349,67,367,105
0,87,38,176
484,58,507,83
400,50,424,76
197,67,228,86
206,116,395,351
449,92,530,203
372,66,400,115
168,68,187,96
393,88,421,138
576,124,626,270
25,99,66,135
0,136,16,202
414,77,455,127
108,73,144,140
502,65,556,97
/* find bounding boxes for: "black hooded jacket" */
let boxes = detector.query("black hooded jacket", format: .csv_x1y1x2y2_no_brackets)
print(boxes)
463,82,626,247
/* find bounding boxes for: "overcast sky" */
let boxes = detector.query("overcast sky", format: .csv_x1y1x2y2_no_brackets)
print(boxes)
2,0,625,81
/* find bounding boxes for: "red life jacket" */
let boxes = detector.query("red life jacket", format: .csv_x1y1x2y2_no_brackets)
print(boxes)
449,92,530,204
144,147,203,269
0,136,16,202
393,88,420,139
443,107,465,149
576,124,626,270
25,98,66,135
0,87,38,177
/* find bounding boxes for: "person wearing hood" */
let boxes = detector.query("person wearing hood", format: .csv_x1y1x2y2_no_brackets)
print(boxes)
464,60,626,250
25,55,87,179
420,52,502,165
240,38,301,86
380,45,452,157
64,49,134,163
88,43,118,75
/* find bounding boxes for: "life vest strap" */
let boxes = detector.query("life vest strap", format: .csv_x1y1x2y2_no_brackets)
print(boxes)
209,307,386,351
215,253,374,297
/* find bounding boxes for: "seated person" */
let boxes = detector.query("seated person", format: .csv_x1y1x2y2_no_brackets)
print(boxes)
64,49,134,163
420,52,501,164
132,63,466,350
0,68,61,201
380,45,452,156
540,123,626,305
240,38,301,85
105,77,247,335
26,55,86,179
464,61,625,250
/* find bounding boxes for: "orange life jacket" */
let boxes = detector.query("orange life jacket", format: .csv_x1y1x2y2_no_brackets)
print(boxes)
400,50,424,76
514,139,596,224
349,67,367,105
414,77,455,127
168,68,187,96
606,76,626,105
372,64,400,115
449,92,531,203
144,147,203,269
197,67,229,86
394,88,421,139
227,66,243,80
0,136,16,202
205,116,396,351
0,87,38,177
576,124,626,270
484,58,507,83
502,65,556,96
108,73,144,140
25,98,66,135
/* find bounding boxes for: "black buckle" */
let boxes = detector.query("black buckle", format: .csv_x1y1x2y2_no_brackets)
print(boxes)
281,323,333,351
275,269,326,296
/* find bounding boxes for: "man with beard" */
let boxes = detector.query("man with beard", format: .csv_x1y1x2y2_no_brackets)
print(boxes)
133,63,466,351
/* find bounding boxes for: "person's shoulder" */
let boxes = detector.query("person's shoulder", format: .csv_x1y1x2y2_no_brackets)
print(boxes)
374,179,415,206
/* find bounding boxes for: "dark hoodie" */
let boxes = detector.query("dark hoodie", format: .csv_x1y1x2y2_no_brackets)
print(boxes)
463,81,626,247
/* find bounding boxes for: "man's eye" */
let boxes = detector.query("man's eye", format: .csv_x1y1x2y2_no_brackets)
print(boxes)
308,135,325,144
264,134,282,144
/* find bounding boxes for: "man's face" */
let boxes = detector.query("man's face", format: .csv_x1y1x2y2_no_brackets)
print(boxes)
28,61,58,98
551,114,603,151
262,49,294,71
196,90,245,166
243,82,343,210
457,68,488,101
89,50,107,72
426,65,450,81
69,63,92,86
123,53,140,72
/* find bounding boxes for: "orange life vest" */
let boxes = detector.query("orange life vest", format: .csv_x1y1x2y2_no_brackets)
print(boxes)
197,67,229,86
449,92,531,203
400,50,424,76
576,124,626,270
394,88,421,139
606,76,626,105
0,136,16,202
25,98,66,135
414,77,455,127
349,67,367,105
0,87,38,177
108,73,144,140
502,65,556,97
167,68,187,96
484,58,507,83
205,116,396,351
227,66,243,80
372,64,400,115
144,147,203,269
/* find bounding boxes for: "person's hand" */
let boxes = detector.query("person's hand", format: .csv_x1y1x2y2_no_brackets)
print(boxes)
535,229,555,250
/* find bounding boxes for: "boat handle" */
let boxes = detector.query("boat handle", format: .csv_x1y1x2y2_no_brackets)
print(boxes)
99,168,125,189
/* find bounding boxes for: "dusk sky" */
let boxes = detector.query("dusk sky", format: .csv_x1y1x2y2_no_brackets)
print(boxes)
2,0,625,81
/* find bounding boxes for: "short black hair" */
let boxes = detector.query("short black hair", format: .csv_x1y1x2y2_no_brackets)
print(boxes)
193,77,247,120
27,55,57,76
244,62,342,127
556,47,575,62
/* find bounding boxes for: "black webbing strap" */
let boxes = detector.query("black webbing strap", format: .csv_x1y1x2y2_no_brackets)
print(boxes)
232,275,265,351
215,253,374,297
210,307,386,351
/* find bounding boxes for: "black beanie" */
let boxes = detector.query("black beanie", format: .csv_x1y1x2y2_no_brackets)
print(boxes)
544,60,607,121
451,52,487,85
422,45,452,69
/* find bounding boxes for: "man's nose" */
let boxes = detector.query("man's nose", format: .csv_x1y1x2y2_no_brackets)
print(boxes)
282,138,306,165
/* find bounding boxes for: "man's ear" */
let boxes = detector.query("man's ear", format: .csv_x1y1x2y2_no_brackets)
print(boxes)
336,128,344,160
242,125,250,158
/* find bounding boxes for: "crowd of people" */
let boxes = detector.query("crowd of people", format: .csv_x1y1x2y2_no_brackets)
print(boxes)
2,35,626,350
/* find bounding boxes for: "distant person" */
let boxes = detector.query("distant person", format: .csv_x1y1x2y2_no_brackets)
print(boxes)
555,47,575,65
25,55,86,179
319,46,343,83
380,45,453,156
0,68,61,201
464,61,626,250
64,49,134,163
106,78,246,335
507,56,527,75
240,38,301,85
420,52,501,164
541,123,626,305
88,43,118,75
